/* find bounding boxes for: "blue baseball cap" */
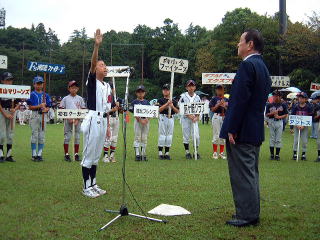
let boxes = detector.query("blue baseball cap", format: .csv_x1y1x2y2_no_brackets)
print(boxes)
33,76,44,84
297,92,308,99
186,80,196,86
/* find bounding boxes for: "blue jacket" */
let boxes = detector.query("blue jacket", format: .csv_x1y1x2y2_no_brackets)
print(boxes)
220,55,271,146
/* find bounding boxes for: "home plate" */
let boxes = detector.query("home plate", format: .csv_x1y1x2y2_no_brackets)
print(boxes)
148,204,191,216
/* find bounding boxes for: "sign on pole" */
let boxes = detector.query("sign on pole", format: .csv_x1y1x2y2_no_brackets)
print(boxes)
159,56,188,74
56,109,88,119
27,61,66,74
202,73,235,85
179,102,209,115
310,82,320,92
271,76,290,87
0,84,31,99
288,115,312,127
133,105,159,118
106,66,130,78
0,55,8,69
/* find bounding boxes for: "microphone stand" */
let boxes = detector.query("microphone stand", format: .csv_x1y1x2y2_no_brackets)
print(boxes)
98,71,167,231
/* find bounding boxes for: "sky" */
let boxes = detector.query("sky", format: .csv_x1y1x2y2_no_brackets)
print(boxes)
1,0,319,43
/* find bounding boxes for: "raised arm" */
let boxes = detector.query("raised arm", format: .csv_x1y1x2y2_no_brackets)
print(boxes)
90,29,103,73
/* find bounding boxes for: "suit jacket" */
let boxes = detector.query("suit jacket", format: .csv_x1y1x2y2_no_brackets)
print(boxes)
220,55,271,146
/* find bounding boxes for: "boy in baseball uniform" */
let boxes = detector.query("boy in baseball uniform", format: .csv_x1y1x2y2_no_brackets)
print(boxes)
80,29,111,198
291,92,313,161
60,80,86,162
27,76,51,162
209,85,228,160
265,91,288,161
157,83,179,160
0,72,20,163
103,85,122,163
131,85,150,161
178,80,201,159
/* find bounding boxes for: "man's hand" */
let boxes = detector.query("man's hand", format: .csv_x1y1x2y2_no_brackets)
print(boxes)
94,29,103,46
228,133,237,145
192,115,199,123
39,103,46,109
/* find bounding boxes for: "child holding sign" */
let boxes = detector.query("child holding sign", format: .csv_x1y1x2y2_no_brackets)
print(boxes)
27,76,51,162
60,80,86,162
291,92,313,161
0,72,20,163
178,80,201,159
131,85,150,161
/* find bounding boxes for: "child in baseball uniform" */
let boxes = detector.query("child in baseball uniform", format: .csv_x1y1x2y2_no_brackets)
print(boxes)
103,84,122,163
27,76,51,162
178,80,201,159
209,84,228,160
265,91,288,161
131,85,150,161
60,80,86,162
80,29,111,198
157,83,179,160
0,72,21,163
291,92,313,161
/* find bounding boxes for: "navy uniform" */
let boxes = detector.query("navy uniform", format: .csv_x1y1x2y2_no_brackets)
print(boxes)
265,91,288,160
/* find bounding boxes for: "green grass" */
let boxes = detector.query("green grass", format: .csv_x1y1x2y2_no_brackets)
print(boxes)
0,116,319,240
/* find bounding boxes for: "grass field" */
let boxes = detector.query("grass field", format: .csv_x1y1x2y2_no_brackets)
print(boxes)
0,116,319,240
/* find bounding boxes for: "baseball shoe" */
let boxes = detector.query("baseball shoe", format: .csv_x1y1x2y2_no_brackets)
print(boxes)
110,156,117,163
275,155,280,161
270,155,275,160
164,154,171,160
315,156,320,162
5,156,16,162
92,185,107,196
292,154,297,161
135,155,141,161
64,154,71,162
37,156,43,162
185,153,192,159
32,156,38,162
219,152,226,160
82,187,100,198
103,154,110,163
212,152,218,159
159,155,164,160
193,153,201,159
301,155,307,161
75,154,80,162
142,155,148,161
0,157,5,163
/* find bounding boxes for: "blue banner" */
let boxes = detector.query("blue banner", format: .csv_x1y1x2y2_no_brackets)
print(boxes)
27,61,65,74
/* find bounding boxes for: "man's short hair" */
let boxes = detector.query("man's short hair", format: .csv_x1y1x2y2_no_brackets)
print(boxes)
244,29,264,53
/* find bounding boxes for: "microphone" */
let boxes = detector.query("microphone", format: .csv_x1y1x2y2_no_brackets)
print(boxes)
116,67,134,73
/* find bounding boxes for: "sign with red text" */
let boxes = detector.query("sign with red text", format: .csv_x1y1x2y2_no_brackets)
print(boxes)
0,84,31,99
310,82,320,92
159,56,188,74
57,109,88,119
202,73,236,85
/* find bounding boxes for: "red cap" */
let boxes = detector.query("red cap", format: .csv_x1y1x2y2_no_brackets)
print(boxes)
68,80,78,88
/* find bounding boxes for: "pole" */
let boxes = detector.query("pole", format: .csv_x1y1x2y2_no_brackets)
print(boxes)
193,122,197,160
42,73,47,131
168,71,174,118
21,41,25,84
112,76,118,117
296,128,301,162
81,44,85,97
10,100,14,130
141,46,144,84
72,120,75,161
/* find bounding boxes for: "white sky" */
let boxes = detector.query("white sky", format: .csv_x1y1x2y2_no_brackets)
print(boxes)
1,0,319,43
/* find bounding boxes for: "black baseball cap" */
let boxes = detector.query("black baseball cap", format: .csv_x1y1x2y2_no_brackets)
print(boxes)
215,84,224,89
136,85,146,92
162,84,170,90
2,72,14,81
186,80,196,86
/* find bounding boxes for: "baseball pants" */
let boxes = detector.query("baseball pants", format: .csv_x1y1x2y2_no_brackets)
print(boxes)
269,119,283,148
104,116,120,148
158,114,174,147
181,117,200,147
293,126,308,152
212,114,225,145
64,120,81,144
30,111,47,144
134,118,150,149
0,109,15,145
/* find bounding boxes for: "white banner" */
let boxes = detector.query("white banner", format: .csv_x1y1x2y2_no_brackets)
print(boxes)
179,102,209,115
202,73,235,85
159,56,188,74
0,84,31,99
310,82,320,92
134,105,159,118
271,76,290,87
289,115,312,127
106,66,130,77
0,55,8,69
57,109,88,119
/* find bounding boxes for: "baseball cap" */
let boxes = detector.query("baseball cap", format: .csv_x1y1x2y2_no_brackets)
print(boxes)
272,90,282,96
186,80,196,86
136,85,146,92
162,84,170,90
215,84,224,89
2,72,14,81
297,92,308,99
33,76,44,84
68,80,78,88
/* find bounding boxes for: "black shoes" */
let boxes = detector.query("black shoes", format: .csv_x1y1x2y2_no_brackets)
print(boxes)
193,153,201,159
185,153,192,159
32,156,43,162
274,155,280,161
135,155,141,161
5,156,15,162
0,157,5,163
164,155,171,160
75,154,80,161
142,156,147,161
65,154,71,162
315,156,320,162
226,218,259,227
301,155,307,161
270,155,274,160
159,155,164,160
292,154,297,161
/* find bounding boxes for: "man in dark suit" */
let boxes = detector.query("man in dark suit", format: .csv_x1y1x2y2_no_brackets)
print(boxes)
220,29,271,227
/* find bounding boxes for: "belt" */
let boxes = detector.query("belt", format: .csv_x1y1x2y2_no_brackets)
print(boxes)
160,114,173,118
271,118,282,121
3,108,11,111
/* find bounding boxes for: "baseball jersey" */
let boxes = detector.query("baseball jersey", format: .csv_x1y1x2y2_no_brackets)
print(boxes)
265,102,288,118
27,91,51,107
86,72,112,112
312,103,320,122
157,97,179,115
291,103,313,116
60,94,86,109
209,96,228,114
178,92,201,104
